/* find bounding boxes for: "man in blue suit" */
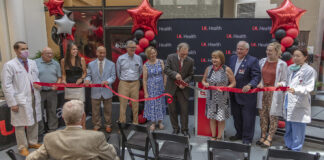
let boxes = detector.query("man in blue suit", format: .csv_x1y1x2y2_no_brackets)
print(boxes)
229,41,261,144
84,46,116,133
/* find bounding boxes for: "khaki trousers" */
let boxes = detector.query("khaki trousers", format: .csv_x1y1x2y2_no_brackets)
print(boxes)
91,97,112,129
15,94,38,150
118,80,139,124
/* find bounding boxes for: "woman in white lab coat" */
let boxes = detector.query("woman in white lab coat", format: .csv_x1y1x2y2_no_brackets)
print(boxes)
284,48,316,151
256,42,288,148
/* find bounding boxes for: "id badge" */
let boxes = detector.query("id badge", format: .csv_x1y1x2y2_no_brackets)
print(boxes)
239,69,245,74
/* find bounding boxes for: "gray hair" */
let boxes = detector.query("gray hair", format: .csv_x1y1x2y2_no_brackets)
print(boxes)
177,42,189,51
237,41,249,49
126,40,136,47
62,100,84,125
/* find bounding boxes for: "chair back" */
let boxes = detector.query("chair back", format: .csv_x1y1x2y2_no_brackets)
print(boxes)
207,140,251,160
266,148,321,160
117,121,148,141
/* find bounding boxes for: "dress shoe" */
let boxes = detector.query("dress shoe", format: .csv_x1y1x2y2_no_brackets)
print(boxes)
19,147,29,156
242,141,252,145
229,135,242,141
28,143,42,149
182,131,190,138
172,129,179,134
106,126,112,133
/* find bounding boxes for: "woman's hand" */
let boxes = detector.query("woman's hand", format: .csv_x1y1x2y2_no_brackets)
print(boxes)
288,88,295,94
76,78,83,85
144,93,149,99
203,82,209,88
62,80,67,84
276,82,283,87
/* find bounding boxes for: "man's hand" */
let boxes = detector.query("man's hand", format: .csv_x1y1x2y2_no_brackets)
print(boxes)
144,93,149,98
257,83,263,88
288,88,295,94
11,106,19,112
242,85,251,93
84,80,90,87
179,84,185,89
175,73,182,81
61,80,67,84
33,83,41,90
203,82,209,88
276,82,283,87
101,81,109,86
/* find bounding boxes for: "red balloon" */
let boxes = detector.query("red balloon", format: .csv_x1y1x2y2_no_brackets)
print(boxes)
286,28,299,38
277,120,285,128
139,38,149,49
266,0,306,34
127,0,163,35
145,30,155,41
94,26,103,40
285,58,294,66
44,0,64,16
281,36,294,47
281,45,286,52
135,45,143,54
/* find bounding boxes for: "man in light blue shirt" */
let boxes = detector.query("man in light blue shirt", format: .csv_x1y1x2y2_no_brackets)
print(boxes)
35,47,61,134
116,40,143,124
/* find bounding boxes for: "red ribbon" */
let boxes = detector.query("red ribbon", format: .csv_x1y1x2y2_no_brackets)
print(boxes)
204,86,289,93
34,82,173,103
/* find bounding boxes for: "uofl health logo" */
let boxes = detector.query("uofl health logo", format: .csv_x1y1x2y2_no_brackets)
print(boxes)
0,120,15,136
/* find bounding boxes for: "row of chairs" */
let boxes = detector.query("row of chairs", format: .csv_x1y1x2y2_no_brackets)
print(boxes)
117,122,321,160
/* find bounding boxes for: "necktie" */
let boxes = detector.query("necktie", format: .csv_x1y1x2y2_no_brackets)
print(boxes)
99,61,103,75
23,61,28,72
179,59,182,72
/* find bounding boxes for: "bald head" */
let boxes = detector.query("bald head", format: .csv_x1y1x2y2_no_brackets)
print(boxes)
96,46,107,61
41,47,54,62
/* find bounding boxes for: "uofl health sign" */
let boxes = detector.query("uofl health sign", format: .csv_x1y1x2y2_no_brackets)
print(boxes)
156,18,272,74
0,104,16,150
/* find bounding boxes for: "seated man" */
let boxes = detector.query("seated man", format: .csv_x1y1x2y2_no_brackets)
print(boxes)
26,100,119,160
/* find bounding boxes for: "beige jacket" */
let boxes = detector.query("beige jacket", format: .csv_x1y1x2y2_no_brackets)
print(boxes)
26,126,119,160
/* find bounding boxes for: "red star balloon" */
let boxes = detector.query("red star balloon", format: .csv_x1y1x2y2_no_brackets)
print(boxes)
267,0,306,34
127,0,163,35
44,0,64,16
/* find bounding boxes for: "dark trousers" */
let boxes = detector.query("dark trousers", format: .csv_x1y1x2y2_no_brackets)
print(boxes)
168,89,188,132
231,96,256,143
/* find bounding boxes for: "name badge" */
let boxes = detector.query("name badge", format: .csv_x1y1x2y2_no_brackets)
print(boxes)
239,69,245,74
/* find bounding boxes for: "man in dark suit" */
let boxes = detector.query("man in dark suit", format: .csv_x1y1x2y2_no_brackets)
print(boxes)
164,42,194,137
229,41,261,144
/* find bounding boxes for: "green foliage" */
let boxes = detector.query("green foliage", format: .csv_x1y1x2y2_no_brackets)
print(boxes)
32,50,61,62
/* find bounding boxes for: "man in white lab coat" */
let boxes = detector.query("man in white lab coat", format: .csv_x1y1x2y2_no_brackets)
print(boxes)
1,41,42,156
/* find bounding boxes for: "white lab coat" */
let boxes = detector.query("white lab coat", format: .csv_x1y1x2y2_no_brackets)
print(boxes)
1,58,42,126
284,63,316,123
257,58,288,116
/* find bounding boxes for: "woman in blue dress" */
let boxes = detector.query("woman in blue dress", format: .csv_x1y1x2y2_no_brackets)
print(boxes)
143,46,167,131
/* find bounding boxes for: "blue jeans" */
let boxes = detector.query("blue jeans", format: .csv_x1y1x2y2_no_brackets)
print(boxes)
284,121,306,151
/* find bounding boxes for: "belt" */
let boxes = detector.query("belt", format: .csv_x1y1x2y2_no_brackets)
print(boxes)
41,89,52,92
122,80,138,83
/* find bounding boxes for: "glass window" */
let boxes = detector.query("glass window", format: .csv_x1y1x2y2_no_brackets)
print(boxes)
106,0,142,6
105,10,133,26
63,0,102,7
71,11,103,59
153,0,222,18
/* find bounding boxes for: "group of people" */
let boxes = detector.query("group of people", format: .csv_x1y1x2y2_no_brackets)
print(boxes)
202,41,316,152
0,39,316,158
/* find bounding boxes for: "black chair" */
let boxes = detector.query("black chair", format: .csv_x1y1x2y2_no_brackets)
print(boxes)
148,131,192,160
107,133,121,157
207,140,251,160
264,148,321,160
6,149,25,160
117,121,152,160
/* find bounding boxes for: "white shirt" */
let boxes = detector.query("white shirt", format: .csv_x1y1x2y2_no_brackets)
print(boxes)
234,57,245,76
178,55,183,67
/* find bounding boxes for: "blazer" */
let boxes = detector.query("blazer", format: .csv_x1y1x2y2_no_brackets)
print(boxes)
229,54,261,106
257,58,288,116
85,58,116,99
164,53,194,99
26,126,119,160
